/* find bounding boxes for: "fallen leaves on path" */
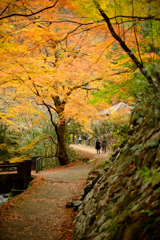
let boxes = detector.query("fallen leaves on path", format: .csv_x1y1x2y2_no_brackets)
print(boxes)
0,165,86,240
0,145,105,240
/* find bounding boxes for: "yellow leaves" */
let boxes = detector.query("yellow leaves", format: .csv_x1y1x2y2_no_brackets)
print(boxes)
71,0,100,21
65,95,99,126
9,156,29,163
141,52,159,64
109,109,130,124
0,143,8,150
0,0,145,132
20,138,39,154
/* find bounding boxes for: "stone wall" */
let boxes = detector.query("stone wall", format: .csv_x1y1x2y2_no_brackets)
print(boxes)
72,115,160,240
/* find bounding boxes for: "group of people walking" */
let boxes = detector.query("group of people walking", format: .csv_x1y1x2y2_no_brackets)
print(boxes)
95,138,107,154
76,136,108,154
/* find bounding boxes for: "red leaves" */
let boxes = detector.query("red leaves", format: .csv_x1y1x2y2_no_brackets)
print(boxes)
59,209,75,240
127,164,135,171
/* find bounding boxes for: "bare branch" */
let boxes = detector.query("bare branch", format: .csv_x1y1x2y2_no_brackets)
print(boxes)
62,77,103,105
0,4,10,16
0,0,59,20
109,15,160,22
42,101,57,128
49,136,58,145
82,87,100,91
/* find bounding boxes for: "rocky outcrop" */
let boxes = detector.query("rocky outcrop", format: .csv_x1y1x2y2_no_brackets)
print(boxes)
72,113,160,240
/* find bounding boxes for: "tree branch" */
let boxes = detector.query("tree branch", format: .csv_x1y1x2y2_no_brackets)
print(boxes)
0,4,10,16
92,0,158,93
62,77,103,105
42,101,58,128
109,15,160,22
0,0,59,20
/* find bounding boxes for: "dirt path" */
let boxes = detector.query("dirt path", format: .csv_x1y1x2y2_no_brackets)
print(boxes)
70,143,112,161
0,145,111,240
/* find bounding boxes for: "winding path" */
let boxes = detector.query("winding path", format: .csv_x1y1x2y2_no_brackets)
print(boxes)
0,144,111,240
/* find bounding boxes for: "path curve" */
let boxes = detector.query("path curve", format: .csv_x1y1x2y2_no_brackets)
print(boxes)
70,143,112,162
0,166,95,239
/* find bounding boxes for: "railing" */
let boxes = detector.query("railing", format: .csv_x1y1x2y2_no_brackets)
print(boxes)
36,157,43,173
0,163,18,171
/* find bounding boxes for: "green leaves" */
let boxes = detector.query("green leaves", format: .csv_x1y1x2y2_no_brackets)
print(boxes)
139,166,160,187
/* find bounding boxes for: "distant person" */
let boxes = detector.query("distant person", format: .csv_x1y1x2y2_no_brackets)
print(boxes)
102,138,107,153
79,136,82,144
95,139,101,154
84,135,88,144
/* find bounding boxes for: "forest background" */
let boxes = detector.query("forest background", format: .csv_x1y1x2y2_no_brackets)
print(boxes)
0,0,159,167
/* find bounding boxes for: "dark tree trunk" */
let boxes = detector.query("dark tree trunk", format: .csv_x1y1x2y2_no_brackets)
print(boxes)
57,135,69,166
55,115,69,166
72,133,75,144
43,99,69,166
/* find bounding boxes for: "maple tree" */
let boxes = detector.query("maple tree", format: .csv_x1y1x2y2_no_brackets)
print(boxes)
0,0,112,165
0,0,159,165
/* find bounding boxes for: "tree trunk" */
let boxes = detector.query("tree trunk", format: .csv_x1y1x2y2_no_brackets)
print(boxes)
55,116,69,166
43,97,69,166
72,133,75,143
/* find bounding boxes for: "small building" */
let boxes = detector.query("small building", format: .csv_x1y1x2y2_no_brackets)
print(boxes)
99,102,134,117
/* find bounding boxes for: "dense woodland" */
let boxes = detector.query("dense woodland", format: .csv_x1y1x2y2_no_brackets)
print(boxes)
0,0,159,167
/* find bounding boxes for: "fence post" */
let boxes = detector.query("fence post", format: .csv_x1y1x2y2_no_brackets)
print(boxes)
40,157,42,171
36,157,43,173
36,158,39,173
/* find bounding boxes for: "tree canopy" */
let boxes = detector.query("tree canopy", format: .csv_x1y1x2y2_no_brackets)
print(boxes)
0,0,159,165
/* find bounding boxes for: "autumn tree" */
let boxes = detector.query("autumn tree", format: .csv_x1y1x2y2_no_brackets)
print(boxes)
0,0,112,165
1,0,159,166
